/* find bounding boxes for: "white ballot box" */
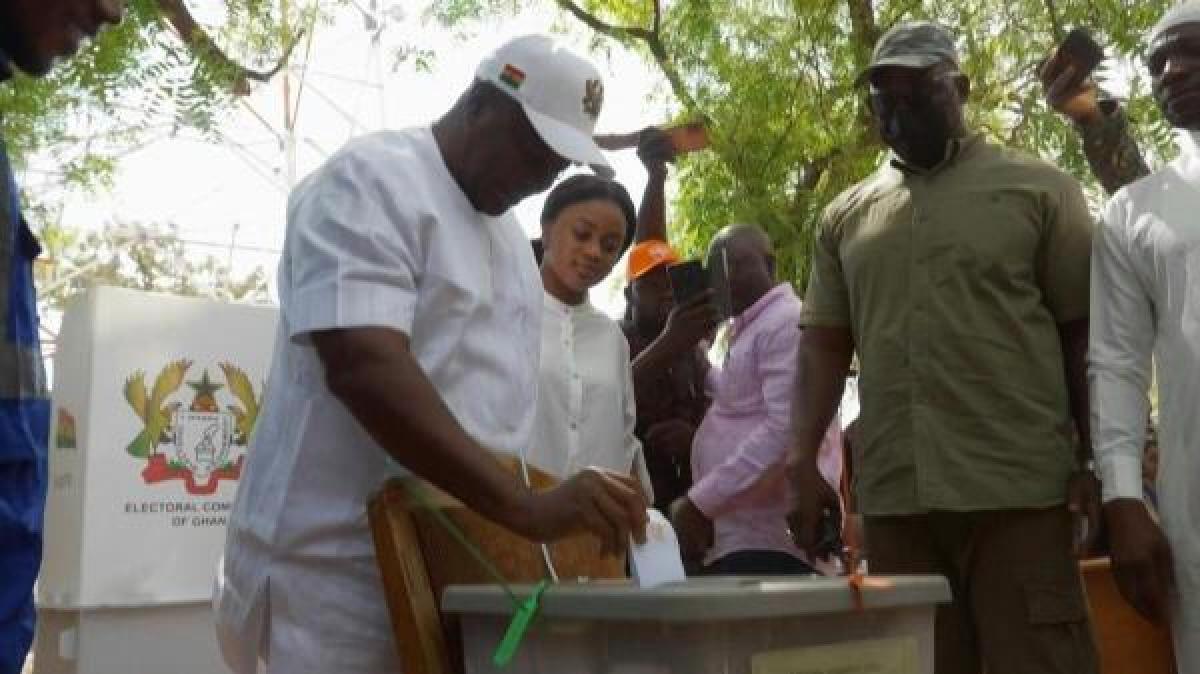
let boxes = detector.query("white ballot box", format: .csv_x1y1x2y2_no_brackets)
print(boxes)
443,575,951,674
34,286,278,674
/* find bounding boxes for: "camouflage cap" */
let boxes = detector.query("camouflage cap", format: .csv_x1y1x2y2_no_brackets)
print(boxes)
857,21,959,86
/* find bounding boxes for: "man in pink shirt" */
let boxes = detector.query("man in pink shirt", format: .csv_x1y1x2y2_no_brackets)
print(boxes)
670,224,843,574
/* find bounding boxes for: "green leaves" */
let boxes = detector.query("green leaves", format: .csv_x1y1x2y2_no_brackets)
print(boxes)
3,0,319,210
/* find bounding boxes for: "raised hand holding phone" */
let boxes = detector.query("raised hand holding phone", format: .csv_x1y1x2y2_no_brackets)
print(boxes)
1040,28,1106,125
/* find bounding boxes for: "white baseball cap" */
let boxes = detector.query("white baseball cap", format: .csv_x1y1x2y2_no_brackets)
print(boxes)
476,35,613,177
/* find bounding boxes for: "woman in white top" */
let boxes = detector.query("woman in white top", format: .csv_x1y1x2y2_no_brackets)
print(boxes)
527,175,653,499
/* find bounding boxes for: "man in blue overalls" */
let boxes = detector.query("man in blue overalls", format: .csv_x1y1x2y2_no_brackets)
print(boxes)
0,2,122,672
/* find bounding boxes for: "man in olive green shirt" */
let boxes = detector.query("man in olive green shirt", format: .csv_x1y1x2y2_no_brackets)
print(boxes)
785,22,1100,674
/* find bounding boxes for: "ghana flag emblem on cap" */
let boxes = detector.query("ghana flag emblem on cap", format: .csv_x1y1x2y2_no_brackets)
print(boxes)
499,63,526,90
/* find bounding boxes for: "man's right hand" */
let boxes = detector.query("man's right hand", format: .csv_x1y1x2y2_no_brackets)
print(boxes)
785,456,841,562
662,292,720,350
1039,50,1102,126
1105,498,1175,624
510,467,649,557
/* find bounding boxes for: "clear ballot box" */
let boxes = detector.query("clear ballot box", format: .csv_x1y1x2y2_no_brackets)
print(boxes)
442,575,951,674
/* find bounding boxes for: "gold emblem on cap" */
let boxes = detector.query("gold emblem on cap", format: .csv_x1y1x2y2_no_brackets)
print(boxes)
583,79,604,119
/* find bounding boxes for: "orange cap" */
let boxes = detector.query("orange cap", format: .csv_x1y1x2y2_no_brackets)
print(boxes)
627,240,680,280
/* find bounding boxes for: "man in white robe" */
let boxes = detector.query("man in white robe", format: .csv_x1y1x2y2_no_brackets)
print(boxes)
1090,4,1200,670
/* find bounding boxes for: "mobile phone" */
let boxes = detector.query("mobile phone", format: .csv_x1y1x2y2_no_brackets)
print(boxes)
1058,28,1105,80
663,122,709,154
667,259,709,305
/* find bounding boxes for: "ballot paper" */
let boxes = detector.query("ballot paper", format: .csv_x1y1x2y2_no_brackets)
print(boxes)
629,509,687,588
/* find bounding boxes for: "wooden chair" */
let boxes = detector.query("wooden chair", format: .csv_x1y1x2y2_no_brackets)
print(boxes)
369,456,626,674
1081,557,1176,674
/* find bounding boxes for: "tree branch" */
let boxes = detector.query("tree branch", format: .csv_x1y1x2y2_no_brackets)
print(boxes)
762,71,809,171
1007,89,1038,146
156,0,305,95
844,0,880,144
554,0,651,40
643,34,700,114
639,0,699,114
846,0,880,72
1042,0,1065,40
553,0,700,115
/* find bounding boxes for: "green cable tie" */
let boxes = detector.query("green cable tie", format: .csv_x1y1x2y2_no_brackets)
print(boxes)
492,580,548,668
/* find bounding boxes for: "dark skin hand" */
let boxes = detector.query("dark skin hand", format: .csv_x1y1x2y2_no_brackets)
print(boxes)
312,327,648,556
668,496,713,566
631,290,720,390
634,127,674,243
785,326,853,562
1039,48,1104,126
1106,498,1175,624
637,127,675,176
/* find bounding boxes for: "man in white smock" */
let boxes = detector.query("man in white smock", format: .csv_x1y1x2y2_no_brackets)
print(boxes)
1090,5,1200,671
213,35,648,673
